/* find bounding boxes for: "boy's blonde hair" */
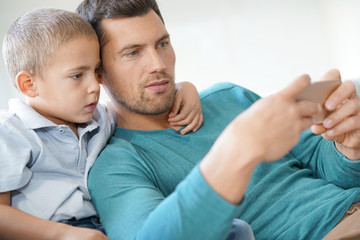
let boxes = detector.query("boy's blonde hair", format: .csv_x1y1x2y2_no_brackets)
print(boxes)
2,8,97,87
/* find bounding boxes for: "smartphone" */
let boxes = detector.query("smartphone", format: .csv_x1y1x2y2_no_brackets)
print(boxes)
296,79,341,122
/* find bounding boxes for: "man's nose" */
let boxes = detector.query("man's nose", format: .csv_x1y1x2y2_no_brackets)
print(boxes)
147,49,166,73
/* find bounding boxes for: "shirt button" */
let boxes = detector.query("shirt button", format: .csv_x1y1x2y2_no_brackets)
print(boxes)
59,128,64,133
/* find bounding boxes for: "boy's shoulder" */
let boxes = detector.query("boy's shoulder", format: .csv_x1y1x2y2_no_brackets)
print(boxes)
0,99,40,135
94,100,117,125
0,109,20,126
0,109,29,138
0,109,13,122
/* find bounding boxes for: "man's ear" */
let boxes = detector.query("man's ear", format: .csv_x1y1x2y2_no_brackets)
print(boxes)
96,69,104,84
16,71,38,98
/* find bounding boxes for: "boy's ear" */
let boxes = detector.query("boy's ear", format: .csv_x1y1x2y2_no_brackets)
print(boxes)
16,71,38,98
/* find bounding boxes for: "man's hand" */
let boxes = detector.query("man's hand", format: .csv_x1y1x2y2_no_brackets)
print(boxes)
311,69,360,160
200,74,323,204
232,74,322,162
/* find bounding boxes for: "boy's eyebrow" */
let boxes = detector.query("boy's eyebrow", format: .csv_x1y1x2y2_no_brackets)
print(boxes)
67,66,91,72
67,61,102,72
117,34,171,55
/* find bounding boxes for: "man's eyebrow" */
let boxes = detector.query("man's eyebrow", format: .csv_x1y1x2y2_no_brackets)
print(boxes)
117,34,171,55
158,34,170,42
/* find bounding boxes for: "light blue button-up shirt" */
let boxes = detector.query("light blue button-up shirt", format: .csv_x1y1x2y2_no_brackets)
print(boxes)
0,98,116,221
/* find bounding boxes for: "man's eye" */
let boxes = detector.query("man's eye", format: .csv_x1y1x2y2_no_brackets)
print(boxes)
158,41,168,48
71,73,82,79
126,50,138,57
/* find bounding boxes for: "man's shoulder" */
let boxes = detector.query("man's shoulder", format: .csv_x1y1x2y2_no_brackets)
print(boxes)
99,132,139,158
200,82,260,103
94,132,148,174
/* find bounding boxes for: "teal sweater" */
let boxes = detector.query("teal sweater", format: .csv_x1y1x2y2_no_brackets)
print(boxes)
89,83,360,240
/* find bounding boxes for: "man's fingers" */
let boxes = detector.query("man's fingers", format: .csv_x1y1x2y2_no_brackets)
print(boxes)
301,117,319,131
297,100,323,119
323,115,360,139
323,98,360,129
281,74,311,99
320,68,341,81
297,100,324,130
311,124,327,135
325,81,356,112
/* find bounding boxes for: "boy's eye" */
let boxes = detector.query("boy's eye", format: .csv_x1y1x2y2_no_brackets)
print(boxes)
71,73,82,79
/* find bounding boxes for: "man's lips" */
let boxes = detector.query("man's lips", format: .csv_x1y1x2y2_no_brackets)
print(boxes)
146,80,169,93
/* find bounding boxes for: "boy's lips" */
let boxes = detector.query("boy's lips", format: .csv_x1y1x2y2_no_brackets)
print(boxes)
146,80,169,93
85,102,97,111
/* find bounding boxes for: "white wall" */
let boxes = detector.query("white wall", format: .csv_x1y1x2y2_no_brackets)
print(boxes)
1,0,360,109
159,0,360,96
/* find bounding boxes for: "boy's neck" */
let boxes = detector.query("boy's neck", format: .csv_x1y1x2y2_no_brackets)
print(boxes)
66,123,79,139
29,102,80,139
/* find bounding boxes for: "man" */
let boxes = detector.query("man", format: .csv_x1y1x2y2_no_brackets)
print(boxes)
77,0,360,239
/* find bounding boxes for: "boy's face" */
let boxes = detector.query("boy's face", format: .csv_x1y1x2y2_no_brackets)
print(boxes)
100,10,176,115
29,35,101,125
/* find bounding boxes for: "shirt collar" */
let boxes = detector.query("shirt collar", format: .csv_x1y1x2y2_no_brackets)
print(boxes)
8,98,56,129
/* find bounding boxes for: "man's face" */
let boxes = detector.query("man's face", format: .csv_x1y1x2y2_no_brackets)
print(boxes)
100,10,176,115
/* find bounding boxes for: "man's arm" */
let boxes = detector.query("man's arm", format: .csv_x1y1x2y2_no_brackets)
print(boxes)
89,144,241,240
200,74,323,204
290,130,360,188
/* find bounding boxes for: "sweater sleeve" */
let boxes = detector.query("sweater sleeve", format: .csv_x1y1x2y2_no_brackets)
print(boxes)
290,129,360,188
88,143,242,240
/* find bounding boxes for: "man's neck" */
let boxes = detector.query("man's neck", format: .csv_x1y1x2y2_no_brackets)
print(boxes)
115,106,180,131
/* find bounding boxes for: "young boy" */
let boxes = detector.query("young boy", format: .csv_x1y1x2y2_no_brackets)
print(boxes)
0,8,202,239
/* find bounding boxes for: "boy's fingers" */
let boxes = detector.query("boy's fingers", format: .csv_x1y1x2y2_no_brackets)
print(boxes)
169,96,182,117
193,113,203,132
180,114,200,135
170,111,195,126
169,110,190,123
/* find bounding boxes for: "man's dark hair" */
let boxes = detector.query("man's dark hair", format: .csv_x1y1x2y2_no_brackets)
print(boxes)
76,0,164,48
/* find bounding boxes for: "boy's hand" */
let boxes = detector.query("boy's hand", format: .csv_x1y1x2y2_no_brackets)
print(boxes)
0,191,110,240
59,225,110,240
169,81,203,135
